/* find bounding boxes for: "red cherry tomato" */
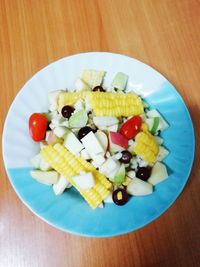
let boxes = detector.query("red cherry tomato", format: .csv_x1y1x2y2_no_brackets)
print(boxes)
120,115,142,139
29,113,48,142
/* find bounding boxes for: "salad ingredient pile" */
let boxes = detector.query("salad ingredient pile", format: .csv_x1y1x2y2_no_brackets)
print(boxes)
29,70,169,209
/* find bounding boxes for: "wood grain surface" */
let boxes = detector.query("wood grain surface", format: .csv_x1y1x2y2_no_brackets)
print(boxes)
0,0,200,266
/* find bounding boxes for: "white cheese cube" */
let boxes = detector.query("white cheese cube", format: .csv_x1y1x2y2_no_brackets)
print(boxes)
81,131,104,155
64,130,84,155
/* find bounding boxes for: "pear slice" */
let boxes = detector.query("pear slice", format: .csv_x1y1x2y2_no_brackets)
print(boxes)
148,162,168,185
30,170,59,185
127,177,153,196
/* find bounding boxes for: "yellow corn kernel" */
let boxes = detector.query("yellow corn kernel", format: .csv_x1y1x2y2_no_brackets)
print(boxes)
133,132,159,163
88,92,144,116
141,123,149,133
93,183,110,200
41,144,111,209
57,91,89,111
81,188,102,209
57,91,144,117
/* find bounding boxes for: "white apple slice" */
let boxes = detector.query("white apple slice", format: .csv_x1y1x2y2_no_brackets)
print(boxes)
113,152,122,160
46,131,63,145
66,183,72,189
48,90,64,111
53,175,70,195
136,156,148,167
104,192,114,203
128,143,135,154
105,151,111,158
157,146,169,161
154,136,164,145
140,113,147,121
72,172,95,190
45,130,51,141
48,122,55,130
84,98,92,112
95,130,108,152
31,154,42,169
93,116,119,127
109,131,128,153
44,110,58,122
74,99,85,111
91,153,105,168
63,130,84,155
148,162,168,185
146,117,161,134
30,170,59,185
130,157,138,169
53,126,68,138
99,157,120,180
110,131,128,149
146,109,169,131
109,143,124,154
75,78,91,91
40,141,48,149
80,148,91,160
81,69,105,88
81,131,104,155
127,170,136,179
60,120,69,127
128,139,134,146
40,156,52,171
127,177,153,196
107,124,118,132
51,116,65,127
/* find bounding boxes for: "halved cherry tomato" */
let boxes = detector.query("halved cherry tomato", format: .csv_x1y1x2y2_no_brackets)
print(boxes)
120,115,142,139
29,113,48,142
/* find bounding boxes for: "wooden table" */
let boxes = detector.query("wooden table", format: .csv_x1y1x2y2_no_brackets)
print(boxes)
1,1,199,266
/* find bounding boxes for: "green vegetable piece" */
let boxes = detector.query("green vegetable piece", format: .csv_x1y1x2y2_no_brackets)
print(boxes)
151,117,160,134
111,72,128,91
69,109,88,128
43,112,52,122
114,164,126,185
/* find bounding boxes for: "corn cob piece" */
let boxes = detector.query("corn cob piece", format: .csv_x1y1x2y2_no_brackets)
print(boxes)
141,122,149,133
54,143,111,190
75,154,111,190
41,144,111,209
88,92,144,116
133,132,159,163
81,69,105,88
57,91,89,112
57,91,144,116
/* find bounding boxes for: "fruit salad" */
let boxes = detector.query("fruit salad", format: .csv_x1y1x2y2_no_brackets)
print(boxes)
29,70,169,209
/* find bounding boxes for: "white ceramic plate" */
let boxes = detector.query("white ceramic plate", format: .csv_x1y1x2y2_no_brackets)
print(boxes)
2,52,195,237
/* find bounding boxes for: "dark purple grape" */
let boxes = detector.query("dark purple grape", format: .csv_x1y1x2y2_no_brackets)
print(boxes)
47,123,51,131
112,188,129,206
119,150,132,164
136,167,151,181
78,126,94,140
92,86,105,92
61,105,75,118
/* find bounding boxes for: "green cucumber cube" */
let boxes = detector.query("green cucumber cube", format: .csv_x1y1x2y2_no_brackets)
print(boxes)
111,72,128,91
